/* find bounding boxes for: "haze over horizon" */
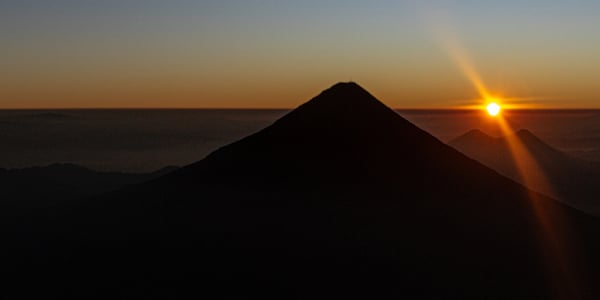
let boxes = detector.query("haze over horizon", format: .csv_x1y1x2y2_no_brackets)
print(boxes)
2,1,600,109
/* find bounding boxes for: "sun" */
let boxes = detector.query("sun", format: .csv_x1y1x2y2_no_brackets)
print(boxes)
486,102,501,117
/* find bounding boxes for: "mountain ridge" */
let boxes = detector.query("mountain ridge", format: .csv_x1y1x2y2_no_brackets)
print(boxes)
0,163,178,211
5,82,600,299
171,81,481,188
449,128,600,215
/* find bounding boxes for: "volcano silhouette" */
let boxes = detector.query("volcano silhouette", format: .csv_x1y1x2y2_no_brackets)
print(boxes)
7,82,600,299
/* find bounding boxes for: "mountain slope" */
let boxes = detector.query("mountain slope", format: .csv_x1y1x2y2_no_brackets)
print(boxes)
0,163,177,209
6,82,600,299
449,129,600,215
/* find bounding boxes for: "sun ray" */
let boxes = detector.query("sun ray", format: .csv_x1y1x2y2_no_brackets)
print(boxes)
425,12,582,297
496,116,581,298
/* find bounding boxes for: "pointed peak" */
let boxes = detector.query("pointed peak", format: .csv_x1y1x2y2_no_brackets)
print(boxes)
514,129,547,145
311,81,382,107
328,81,363,91
507,129,560,152
449,129,495,145
515,129,535,138
504,129,566,158
298,81,391,113
463,129,492,139
512,129,542,143
244,81,420,142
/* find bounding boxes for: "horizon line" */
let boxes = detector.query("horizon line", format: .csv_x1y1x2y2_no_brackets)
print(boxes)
2,107,600,111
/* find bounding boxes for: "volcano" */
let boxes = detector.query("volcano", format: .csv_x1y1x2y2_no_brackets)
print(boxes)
8,82,600,299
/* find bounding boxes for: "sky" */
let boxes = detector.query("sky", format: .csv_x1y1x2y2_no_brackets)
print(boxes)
1,0,600,109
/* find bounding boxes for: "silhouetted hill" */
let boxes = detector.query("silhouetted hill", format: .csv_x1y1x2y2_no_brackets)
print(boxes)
449,129,600,215
0,163,177,209
515,129,569,162
5,82,600,299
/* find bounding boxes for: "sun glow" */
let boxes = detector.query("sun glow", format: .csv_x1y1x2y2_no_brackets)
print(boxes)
486,102,501,116
427,15,582,296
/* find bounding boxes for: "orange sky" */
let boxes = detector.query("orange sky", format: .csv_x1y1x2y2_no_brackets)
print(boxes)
2,1,600,109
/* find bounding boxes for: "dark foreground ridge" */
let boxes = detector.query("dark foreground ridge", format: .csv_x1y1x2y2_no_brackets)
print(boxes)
5,82,600,299
0,163,178,208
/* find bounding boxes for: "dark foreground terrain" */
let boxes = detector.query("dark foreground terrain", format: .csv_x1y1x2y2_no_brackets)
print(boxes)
3,83,600,299
0,163,176,206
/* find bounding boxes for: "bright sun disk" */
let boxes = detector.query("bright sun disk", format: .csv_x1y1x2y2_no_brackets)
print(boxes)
486,102,501,117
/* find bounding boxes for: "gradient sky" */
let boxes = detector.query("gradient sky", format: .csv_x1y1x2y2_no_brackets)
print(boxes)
2,0,600,108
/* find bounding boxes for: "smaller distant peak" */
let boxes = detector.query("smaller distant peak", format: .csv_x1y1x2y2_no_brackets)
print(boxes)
465,129,488,136
459,129,493,140
515,129,533,136
512,129,564,155
513,129,538,139
514,129,542,143
448,129,495,145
